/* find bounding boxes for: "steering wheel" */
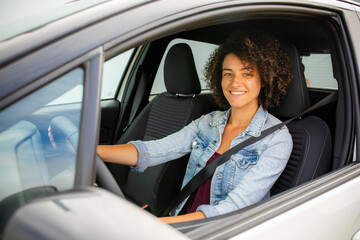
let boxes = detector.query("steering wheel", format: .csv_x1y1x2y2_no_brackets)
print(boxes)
48,116,125,198
95,154,125,198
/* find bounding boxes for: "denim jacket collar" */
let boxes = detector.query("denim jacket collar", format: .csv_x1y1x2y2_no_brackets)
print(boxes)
209,106,268,137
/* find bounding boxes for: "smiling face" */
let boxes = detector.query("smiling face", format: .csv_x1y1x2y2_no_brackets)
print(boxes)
221,53,262,112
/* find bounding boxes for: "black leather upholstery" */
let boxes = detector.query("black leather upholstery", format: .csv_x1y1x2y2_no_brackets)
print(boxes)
109,43,212,216
270,45,332,195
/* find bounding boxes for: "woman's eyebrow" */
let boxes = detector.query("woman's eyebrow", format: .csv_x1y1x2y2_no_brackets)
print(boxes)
241,66,254,71
222,67,254,71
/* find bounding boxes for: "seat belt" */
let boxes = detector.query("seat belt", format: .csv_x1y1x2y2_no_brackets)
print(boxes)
122,69,148,132
162,91,338,216
113,66,149,143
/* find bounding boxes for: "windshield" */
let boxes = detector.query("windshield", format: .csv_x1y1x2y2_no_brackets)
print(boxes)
0,0,110,42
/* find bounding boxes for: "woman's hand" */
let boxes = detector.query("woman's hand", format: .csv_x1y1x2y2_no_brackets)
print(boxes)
159,211,205,224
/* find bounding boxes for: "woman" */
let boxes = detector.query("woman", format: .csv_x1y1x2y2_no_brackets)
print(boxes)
98,29,293,224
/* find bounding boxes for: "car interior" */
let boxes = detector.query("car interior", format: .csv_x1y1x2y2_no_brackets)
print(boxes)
99,16,351,222
0,8,355,235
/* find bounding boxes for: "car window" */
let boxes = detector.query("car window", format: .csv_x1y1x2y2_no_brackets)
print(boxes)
301,53,338,90
102,49,134,99
0,68,83,212
150,38,218,96
45,49,133,105
47,84,83,105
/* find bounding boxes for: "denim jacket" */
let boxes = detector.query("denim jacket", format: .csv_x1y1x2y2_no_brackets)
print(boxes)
130,106,293,218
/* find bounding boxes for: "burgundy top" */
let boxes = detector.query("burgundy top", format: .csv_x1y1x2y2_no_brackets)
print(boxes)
183,152,221,214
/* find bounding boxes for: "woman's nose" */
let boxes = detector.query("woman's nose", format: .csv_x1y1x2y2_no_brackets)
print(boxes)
231,75,243,85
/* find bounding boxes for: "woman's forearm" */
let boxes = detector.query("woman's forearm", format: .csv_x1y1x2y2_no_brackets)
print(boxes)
97,144,138,166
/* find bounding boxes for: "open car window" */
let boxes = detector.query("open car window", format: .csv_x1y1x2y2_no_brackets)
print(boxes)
103,3,356,235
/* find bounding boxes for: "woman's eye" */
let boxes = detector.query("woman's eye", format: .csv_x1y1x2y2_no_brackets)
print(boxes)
243,72,253,77
223,73,232,77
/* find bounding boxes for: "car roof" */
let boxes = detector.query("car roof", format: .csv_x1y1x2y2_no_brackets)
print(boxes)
0,0,112,42
0,0,355,67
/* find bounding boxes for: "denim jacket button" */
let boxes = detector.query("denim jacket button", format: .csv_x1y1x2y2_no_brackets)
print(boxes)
196,163,201,168
213,140,218,144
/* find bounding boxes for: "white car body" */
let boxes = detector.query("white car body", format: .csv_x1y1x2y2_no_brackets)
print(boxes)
1,0,360,239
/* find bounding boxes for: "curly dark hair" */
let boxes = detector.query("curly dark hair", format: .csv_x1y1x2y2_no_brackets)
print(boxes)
205,29,292,110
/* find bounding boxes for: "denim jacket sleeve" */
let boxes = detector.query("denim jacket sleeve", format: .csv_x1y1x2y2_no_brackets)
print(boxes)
197,126,293,218
129,115,205,172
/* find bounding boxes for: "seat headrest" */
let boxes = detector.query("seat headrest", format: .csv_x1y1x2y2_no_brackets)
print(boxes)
271,44,311,118
164,43,201,95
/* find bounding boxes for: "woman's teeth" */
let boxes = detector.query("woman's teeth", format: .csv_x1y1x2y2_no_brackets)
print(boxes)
231,91,246,95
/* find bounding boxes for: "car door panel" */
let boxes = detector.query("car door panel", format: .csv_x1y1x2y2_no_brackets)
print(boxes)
230,170,360,240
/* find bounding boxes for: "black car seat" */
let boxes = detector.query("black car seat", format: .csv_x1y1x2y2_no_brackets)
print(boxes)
108,43,214,216
270,44,333,195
